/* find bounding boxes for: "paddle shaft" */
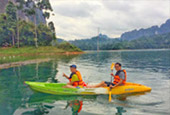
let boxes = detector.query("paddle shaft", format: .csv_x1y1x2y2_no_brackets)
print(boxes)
110,69,113,82
109,63,114,102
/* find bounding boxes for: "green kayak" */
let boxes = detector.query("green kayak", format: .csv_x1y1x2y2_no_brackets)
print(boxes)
25,81,151,95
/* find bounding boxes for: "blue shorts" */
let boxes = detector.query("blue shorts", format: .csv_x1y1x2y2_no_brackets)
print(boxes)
104,81,115,87
76,86,80,89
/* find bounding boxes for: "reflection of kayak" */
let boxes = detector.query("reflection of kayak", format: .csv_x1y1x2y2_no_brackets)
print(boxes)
29,93,97,104
25,81,151,95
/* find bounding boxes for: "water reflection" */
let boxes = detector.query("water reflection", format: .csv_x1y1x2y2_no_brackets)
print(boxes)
17,93,129,115
64,100,83,115
21,104,52,115
116,107,126,115
17,93,97,115
0,55,80,115
0,50,169,115
21,92,151,115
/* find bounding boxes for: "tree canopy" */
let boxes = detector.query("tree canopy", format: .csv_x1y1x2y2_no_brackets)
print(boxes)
0,0,56,47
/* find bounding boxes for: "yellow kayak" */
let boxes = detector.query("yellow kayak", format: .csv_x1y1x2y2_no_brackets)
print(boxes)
105,82,151,95
25,81,151,95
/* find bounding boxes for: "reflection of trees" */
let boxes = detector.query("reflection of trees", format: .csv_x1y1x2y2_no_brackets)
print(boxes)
28,93,97,103
0,67,31,115
58,54,82,63
35,62,39,80
0,54,82,114
48,60,58,83
0,61,59,114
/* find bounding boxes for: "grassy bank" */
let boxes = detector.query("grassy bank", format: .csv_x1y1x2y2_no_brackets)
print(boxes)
0,46,83,64
0,46,82,55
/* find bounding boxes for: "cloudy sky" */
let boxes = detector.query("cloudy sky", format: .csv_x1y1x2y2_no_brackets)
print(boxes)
48,0,170,40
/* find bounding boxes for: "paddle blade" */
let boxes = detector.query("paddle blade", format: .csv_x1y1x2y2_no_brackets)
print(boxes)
110,63,115,70
109,91,112,102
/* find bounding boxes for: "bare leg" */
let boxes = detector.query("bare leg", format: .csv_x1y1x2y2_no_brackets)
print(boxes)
63,84,76,88
87,81,107,88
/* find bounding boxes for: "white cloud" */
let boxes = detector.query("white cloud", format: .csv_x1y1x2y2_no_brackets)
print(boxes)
52,2,99,18
48,0,170,40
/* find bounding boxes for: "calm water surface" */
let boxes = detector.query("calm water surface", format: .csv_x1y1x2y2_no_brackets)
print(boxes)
0,49,170,115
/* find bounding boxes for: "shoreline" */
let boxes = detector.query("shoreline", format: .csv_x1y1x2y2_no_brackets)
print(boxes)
0,51,84,57
0,47,84,66
0,46,84,57
85,48,170,52
0,58,51,69
0,51,84,69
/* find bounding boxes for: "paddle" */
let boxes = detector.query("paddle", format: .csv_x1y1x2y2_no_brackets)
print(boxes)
109,63,115,102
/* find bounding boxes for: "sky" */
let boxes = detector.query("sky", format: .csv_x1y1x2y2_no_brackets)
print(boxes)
48,0,170,40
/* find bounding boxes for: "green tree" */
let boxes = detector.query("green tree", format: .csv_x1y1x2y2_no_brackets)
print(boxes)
0,0,56,48
24,0,38,48
18,20,35,46
0,14,8,46
37,23,53,46
24,0,54,48
16,0,25,48
5,1,17,46
48,21,56,46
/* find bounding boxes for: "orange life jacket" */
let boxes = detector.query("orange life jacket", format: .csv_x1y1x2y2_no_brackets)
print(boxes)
69,71,85,87
113,69,127,85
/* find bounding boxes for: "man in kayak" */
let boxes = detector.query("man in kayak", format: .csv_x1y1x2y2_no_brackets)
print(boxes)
87,62,127,88
63,65,86,88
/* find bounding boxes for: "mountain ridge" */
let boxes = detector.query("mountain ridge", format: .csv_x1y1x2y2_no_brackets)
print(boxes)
68,19,170,50
120,19,170,40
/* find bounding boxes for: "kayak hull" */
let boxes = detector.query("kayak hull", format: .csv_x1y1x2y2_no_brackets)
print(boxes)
25,81,151,95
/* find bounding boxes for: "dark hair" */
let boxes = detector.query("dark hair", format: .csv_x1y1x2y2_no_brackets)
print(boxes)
115,62,121,67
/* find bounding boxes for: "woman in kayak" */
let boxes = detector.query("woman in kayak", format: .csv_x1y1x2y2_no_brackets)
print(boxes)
87,63,127,88
63,64,86,88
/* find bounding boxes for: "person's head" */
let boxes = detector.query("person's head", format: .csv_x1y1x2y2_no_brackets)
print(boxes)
70,65,77,73
115,62,122,71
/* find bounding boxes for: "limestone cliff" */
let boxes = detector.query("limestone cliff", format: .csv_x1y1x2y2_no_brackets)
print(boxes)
0,0,46,24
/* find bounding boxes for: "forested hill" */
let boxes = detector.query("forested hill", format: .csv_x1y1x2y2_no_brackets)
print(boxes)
69,34,117,50
121,19,170,41
69,32,170,50
69,19,170,50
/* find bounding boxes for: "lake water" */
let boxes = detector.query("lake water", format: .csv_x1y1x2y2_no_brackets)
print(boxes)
0,49,170,115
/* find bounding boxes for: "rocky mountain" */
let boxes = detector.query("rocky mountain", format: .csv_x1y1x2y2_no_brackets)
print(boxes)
0,0,11,14
121,19,170,41
69,19,170,50
0,0,46,24
69,32,170,50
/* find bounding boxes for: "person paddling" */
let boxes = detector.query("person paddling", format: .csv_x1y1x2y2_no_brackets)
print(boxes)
63,65,86,88
87,62,127,88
